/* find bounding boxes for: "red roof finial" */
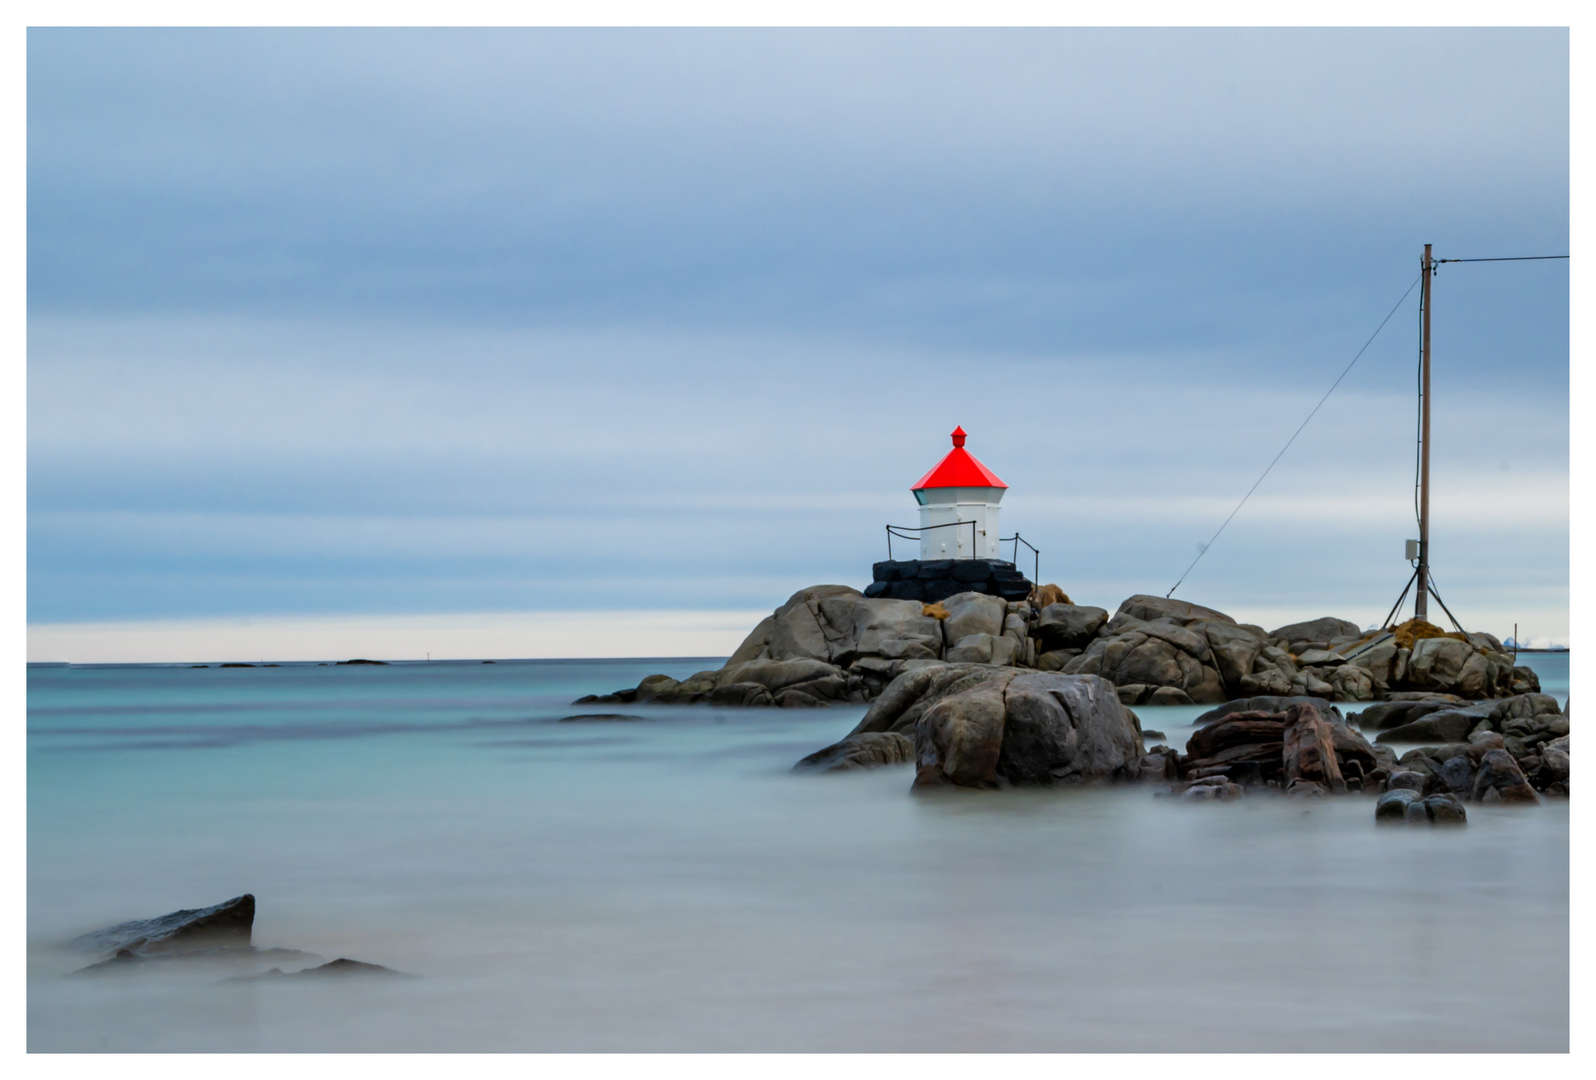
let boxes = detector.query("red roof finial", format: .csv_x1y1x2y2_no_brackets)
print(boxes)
912,426,1007,491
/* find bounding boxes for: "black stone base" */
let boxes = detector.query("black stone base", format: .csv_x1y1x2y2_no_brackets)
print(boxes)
864,559,1033,603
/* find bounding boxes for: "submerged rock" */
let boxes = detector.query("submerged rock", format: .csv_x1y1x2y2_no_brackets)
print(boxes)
230,958,406,981
73,893,255,955
792,732,914,773
557,713,649,723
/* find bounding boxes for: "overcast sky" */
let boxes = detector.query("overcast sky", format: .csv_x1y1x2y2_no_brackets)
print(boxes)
27,28,1569,657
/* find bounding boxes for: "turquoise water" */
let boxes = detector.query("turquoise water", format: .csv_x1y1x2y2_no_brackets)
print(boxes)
28,655,1569,1051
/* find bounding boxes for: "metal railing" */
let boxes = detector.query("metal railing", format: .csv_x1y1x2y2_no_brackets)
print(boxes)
1003,534,1040,586
883,523,1041,584
885,520,978,562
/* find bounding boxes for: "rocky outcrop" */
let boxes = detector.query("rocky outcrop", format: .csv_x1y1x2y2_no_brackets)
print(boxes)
579,582,1546,708
793,664,1143,789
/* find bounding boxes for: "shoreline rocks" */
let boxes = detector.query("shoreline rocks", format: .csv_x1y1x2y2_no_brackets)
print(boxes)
579,583,1546,709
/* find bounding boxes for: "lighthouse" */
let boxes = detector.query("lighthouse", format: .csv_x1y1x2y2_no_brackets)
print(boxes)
911,426,1007,560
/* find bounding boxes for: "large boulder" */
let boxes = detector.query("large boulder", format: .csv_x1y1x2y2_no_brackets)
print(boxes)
939,592,1007,647
914,670,1143,789
1034,603,1108,651
793,664,1143,789
1062,595,1241,705
1269,616,1362,653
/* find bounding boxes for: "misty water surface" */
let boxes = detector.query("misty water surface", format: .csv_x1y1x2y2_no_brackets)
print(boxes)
27,656,1569,1052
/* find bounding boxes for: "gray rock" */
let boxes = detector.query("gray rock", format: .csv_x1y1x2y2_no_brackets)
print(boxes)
946,632,997,664
1406,637,1480,694
990,672,1144,786
827,666,1139,791
1386,770,1428,793
939,592,1007,649
1376,708,1489,745
1423,793,1468,825
1295,649,1345,666
793,732,916,773
1034,603,1108,650
1439,755,1477,796
1268,616,1361,653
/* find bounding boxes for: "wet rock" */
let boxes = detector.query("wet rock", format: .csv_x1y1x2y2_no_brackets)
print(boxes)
231,958,406,981
1385,770,1428,793
1376,788,1421,820
793,731,915,773
857,668,1139,790
1182,778,1243,801
1423,793,1468,825
558,713,649,723
1439,755,1477,796
914,676,1009,788
1376,708,1489,745
1471,749,1541,804
1138,748,1180,782
73,894,255,955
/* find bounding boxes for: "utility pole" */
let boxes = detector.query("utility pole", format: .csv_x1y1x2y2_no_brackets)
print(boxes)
1416,243,1433,623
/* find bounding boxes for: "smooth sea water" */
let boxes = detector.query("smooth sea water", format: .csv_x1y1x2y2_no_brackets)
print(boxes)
27,653,1570,1052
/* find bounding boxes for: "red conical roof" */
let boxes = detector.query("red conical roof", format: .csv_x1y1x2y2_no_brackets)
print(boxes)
911,426,1008,491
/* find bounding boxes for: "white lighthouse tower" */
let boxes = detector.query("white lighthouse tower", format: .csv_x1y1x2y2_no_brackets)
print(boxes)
911,426,1007,560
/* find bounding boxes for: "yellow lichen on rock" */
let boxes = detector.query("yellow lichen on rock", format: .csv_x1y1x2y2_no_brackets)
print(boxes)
1031,584,1071,607
1389,617,1470,651
921,602,950,620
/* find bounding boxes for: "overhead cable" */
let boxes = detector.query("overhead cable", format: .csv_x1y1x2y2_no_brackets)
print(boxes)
1165,274,1422,599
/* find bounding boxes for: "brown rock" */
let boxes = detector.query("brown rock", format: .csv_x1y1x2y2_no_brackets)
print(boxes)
1282,702,1345,792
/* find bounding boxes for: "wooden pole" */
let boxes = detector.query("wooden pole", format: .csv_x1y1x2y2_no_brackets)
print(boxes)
1416,244,1433,623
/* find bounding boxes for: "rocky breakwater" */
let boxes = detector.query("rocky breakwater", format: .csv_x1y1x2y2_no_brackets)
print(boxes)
794,664,1145,789
578,583,1543,709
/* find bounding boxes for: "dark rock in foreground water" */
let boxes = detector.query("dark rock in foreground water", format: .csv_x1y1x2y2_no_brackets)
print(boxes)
1376,788,1467,825
231,958,406,981
558,713,650,723
73,893,254,955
